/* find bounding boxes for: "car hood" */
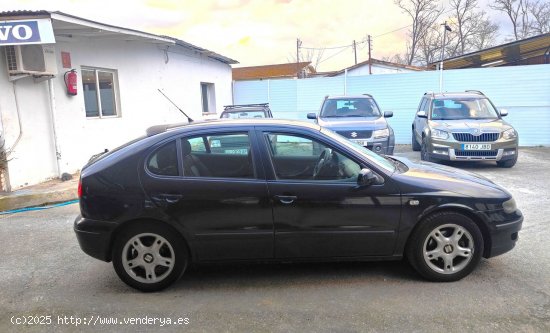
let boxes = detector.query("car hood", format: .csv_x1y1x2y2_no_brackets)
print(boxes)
429,118,512,132
318,116,387,130
390,156,510,199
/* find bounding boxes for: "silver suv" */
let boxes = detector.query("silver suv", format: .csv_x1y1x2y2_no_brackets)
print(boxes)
412,91,518,167
308,95,395,155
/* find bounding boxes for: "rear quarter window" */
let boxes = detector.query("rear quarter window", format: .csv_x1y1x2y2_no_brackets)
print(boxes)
147,141,178,176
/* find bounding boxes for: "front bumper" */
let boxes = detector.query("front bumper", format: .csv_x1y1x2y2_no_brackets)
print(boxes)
485,211,523,258
427,137,518,161
350,137,394,155
74,215,117,262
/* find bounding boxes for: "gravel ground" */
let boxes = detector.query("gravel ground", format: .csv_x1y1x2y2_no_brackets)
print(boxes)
0,146,548,332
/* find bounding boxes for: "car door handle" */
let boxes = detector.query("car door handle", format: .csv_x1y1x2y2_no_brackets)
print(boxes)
152,194,183,204
274,195,298,204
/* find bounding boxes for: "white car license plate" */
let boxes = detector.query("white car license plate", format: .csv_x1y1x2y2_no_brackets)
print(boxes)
351,139,368,146
462,144,491,150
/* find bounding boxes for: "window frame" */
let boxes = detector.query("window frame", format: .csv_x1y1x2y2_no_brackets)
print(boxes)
200,82,216,115
81,66,121,119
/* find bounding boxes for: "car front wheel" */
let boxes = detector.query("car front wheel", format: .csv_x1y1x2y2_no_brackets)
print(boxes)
112,222,188,292
406,211,484,282
420,137,433,162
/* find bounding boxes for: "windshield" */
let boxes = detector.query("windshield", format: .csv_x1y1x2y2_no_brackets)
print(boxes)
321,128,395,173
221,110,266,119
320,98,381,118
430,98,499,120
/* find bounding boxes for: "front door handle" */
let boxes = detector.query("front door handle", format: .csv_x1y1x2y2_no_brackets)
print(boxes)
274,195,298,204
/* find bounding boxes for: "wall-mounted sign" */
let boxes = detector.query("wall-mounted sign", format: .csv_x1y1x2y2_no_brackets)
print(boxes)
0,18,56,46
61,51,71,68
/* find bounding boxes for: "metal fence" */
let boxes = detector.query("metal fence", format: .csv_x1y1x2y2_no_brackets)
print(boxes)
233,64,550,146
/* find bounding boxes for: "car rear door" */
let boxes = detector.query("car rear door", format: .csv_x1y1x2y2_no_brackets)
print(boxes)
139,127,273,262
256,127,401,259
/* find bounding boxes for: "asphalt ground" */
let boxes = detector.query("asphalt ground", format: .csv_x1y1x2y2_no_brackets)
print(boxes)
0,146,549,332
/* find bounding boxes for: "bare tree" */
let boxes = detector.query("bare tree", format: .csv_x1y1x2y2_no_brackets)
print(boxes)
490,0,533,40
528,0,550,34
287,48,325,72
417,24,443,64
394,0,443,65
447,0,499,55
470,19,500,50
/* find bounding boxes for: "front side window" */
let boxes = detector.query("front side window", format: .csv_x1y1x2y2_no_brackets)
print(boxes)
431,98,499,120
320,98,381,118
266,133,361,181
82,67,119,118
181,132,254,178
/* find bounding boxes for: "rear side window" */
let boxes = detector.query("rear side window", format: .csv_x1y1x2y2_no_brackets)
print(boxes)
147,141,178,176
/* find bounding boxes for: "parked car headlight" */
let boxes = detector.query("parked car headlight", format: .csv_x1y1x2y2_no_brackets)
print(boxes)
373,128,390,139
431,129,449,140
502,128,517,140
502,197,517,213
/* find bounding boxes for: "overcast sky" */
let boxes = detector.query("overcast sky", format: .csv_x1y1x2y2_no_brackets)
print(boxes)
1,0,515,71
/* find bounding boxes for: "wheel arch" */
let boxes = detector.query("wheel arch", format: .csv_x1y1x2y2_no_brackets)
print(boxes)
406,205,492,258
108,218,193,262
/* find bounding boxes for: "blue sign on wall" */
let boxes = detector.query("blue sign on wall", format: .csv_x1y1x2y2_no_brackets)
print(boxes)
0,19,55,45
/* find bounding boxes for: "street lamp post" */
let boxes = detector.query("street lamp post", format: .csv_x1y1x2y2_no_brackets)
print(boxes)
439,21,452,93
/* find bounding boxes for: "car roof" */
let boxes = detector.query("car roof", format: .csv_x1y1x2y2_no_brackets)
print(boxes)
326,94,374,99
146,118,320,137
425,92,487,99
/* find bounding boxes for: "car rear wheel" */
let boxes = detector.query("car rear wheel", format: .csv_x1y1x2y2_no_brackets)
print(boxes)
412,130,421,151
112,222,188,292
406,211,483,282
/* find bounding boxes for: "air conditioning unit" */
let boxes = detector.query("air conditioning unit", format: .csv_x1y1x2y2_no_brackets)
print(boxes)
5,44,58,76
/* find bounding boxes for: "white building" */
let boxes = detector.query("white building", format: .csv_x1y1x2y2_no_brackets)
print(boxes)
327,58,425,76
0,11,237,191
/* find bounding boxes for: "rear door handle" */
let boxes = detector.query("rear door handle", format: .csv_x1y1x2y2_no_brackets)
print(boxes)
274,195,298,204
152,194,183,204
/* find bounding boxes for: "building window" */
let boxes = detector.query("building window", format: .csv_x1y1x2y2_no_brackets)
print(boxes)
200,82,216,114
82,67,120,118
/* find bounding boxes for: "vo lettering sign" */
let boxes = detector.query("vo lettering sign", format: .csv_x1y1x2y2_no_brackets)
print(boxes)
0,19,55,45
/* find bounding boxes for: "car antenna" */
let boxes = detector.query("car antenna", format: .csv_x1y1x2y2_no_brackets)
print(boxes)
158,89,193,122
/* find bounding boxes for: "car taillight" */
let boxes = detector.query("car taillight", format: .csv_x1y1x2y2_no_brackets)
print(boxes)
78,178,82,198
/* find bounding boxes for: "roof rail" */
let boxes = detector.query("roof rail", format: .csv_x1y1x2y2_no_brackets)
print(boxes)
362,93,373,98
424,91,435,97
465,90,485,95
223,103,269,110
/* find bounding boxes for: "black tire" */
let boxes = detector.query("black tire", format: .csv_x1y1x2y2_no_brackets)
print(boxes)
420,137,433,162
497,153,518,168
412,130,421,151
406,211,484,282
112,222,188,292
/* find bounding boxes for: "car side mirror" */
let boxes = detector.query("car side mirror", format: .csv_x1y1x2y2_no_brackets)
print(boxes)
499,109,508,117
416,110,427,118
384,111,393,118
357,168,378,187
307,113,317,120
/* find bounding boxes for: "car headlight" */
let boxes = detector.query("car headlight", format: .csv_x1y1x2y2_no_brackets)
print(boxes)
502,198,517,214
431,129,449,140
502,128,517,140
373,128,390,139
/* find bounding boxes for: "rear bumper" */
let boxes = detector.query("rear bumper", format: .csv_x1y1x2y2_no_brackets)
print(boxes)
74,215,117,262
485,213,523,258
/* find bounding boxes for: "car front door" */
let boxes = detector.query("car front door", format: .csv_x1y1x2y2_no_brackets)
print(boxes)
140,128,273,262
257,129,401,259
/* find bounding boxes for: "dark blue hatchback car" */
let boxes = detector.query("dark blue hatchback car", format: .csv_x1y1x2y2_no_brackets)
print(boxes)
75,119,522,291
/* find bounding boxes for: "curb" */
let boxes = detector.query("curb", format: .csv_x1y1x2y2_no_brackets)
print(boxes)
0,188,78,212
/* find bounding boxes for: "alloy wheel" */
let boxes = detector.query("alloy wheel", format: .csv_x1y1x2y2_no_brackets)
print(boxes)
422,224,474,274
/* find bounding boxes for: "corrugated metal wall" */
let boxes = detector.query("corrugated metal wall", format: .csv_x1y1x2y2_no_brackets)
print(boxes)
233,64,550,146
